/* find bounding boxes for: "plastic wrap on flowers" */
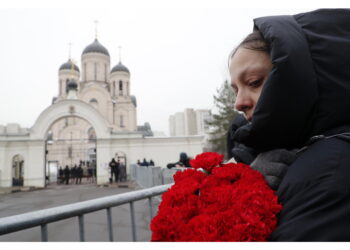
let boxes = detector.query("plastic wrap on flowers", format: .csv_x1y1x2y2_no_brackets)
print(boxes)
150,152,282,242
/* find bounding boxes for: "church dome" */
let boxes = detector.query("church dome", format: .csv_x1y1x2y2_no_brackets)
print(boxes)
67,79,78,90
59,59,80,72
82,39,110,56
111,61,130,74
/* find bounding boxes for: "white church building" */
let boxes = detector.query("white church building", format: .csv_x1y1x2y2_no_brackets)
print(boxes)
0,37,205,188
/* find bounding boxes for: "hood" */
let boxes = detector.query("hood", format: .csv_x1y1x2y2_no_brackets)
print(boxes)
234,9,350,152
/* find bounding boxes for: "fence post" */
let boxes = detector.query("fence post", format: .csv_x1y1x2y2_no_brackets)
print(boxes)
148,197,153,219
41,224,48,242
78,215,85,242
130,201,137,241
106,207,114,241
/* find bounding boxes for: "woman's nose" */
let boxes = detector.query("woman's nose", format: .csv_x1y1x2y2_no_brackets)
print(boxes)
234,91,253,112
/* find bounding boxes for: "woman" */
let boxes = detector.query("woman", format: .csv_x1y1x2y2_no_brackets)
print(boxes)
229,9,350,241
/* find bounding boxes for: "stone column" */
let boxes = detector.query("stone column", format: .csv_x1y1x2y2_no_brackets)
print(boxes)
26,140,46,187
96,139,111,185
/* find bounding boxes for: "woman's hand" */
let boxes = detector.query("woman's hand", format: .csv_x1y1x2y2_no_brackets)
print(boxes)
251,149,298,190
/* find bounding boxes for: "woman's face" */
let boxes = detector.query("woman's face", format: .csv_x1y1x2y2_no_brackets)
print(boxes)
229,47,272,121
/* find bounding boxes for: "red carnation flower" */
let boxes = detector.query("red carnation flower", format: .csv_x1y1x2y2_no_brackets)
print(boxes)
150,152,282,242
190,152,224,173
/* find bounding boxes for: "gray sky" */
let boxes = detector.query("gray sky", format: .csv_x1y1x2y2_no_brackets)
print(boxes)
0,4,317,135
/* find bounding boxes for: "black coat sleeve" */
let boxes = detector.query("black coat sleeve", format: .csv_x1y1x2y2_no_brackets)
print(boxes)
270,137,350,241
227,114,257,164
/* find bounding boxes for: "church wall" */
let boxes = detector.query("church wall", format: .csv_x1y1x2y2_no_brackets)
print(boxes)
0,139,46,187
79,85,111,124
0,134,204,187
114,101,136,131
0,143,4,184
26,140,46,187
96,139,112,185
0,142,8,187
115,106,128,132
1,141,29,187
108,136,205,174
107,99,114,126
124,104,137,131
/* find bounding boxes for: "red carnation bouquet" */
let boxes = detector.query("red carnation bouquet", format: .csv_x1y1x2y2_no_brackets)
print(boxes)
150,152,282,242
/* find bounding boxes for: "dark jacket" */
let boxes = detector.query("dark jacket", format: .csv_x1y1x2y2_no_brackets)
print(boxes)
227,114,257,164
234,9,350,241
109,159,118,170
179,152,191,168
63,167,70,177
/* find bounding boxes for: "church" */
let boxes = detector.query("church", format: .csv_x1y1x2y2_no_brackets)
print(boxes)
0,36,205,188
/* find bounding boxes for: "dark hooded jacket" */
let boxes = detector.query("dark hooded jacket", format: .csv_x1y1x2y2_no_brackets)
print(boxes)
233,9,350,241
227,114,257,164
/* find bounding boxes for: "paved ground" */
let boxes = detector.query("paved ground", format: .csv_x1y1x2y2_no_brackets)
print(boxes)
0,181,161,242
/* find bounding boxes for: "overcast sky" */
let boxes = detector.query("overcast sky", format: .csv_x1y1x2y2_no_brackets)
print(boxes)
0,3,321,135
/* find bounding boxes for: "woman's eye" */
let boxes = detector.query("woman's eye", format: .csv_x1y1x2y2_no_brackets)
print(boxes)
248,79,262,88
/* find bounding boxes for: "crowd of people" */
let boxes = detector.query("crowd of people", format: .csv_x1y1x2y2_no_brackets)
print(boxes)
58,163,96,185
108,158,127,183
56,158,127,185
55,153,194,186
137,158,155,167
135,154,192,169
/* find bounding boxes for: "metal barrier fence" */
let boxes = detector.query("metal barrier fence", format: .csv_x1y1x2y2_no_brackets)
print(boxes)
0,184,172,242
129,164,184,188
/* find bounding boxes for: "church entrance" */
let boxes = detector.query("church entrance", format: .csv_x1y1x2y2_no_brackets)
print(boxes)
45,116,97,186
12,154,24,186
114,151,127,182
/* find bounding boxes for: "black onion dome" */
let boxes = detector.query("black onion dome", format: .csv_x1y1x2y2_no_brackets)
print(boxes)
67,79,78,90
59,59,80,72
82,39,110,56
111,61,130,74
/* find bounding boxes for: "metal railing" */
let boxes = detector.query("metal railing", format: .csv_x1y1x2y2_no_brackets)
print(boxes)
0,184,172,242
130,164,184,188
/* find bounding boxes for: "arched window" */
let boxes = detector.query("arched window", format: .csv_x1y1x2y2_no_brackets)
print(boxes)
12,155,24,186
89,98,98,109
88,127,96,142
47,130,53,143
120,115,124,127
119,80,123,96
65,79,69,93
94,62,97,80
